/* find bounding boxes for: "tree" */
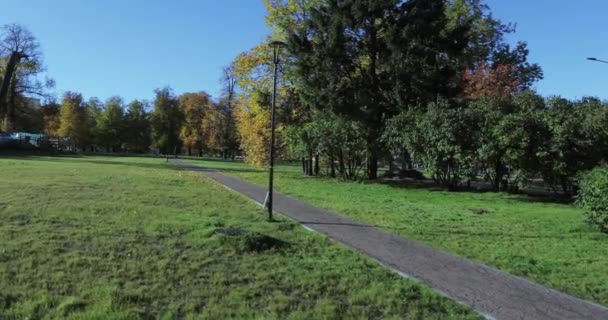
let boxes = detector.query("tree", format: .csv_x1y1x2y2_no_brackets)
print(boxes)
151,87,181,154
218,65,239,158
57,92,87,150
311,112,367,180
289,0,470,179
40,101,61,136
385,101,477,189
578,165,608,232
540,97,607,194
84,97,103,150
446,0,515,68
495,92,550,190
96,96,125,152
231,43,291,166
201,102,224,155
123,100,151,153
179,92,210,156
445,1,542,100
464,62,519,99
467,91,548,191
234,90,273,166
0,24,53,131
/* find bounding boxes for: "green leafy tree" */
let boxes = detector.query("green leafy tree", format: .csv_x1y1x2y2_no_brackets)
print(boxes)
84,97,103,151
466,91,549,191
151,87,182,154
123,100,151,152
578,165,608,232
541,97,608,193
289,0,470,179
386,101,477,189
311,112,367,180
495,92,550,190
96,96,125,152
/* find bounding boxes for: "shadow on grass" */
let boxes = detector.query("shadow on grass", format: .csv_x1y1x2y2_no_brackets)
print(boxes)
177,164,263,174
402,227,607,241
301,221,375,228
380,179,574,205
180,156,245,164
164,155,576,206
0,152,177,171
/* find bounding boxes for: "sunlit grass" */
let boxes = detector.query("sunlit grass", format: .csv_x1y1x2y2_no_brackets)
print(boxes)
0,155,478,319
186,157,608,306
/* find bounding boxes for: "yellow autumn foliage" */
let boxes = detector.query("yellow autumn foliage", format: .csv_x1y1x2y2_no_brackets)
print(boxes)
234,92,271,167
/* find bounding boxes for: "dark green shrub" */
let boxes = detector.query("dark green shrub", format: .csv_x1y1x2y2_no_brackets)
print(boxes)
578,166,608,232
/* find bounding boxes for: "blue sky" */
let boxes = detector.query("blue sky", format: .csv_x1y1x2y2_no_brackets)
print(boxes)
1,0,607,103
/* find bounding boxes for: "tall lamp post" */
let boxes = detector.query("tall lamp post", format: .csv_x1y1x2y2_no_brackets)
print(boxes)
587,57,608,64
267,40,286,221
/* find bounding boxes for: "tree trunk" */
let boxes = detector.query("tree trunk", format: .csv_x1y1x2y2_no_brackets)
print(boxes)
366,149,378,180
0,52,22,118
338,150,346,179
403,150,413,170
314,154,320,175
4,77,19,131
307,150,313,176
187,147,192,156
329,152,336,178
301,157,306,174
494,160,502,192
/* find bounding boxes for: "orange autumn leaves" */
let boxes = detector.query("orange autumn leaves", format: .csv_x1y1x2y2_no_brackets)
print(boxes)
179,92,223,154
464,61,520,99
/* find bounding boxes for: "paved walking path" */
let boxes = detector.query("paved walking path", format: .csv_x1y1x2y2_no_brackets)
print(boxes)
171,159,608,320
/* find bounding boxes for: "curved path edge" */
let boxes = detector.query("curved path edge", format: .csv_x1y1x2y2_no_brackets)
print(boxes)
171,159,608,320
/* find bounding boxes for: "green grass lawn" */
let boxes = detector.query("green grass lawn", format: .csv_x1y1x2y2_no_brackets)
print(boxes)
0,155,479,319
184,158,608,306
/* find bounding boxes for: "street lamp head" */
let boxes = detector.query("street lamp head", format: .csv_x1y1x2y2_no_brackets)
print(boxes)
270,40,287,65
586,57,608,64
270,40,287,48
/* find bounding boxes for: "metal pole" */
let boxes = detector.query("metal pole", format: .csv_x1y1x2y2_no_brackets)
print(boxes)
268,45,280,221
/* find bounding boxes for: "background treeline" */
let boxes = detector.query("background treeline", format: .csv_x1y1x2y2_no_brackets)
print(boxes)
40,88,238,158
2,0,608,197
0,24,238,158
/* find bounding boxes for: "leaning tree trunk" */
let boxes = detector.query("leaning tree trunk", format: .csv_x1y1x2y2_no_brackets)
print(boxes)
0,52,23,119
4,78,18,132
